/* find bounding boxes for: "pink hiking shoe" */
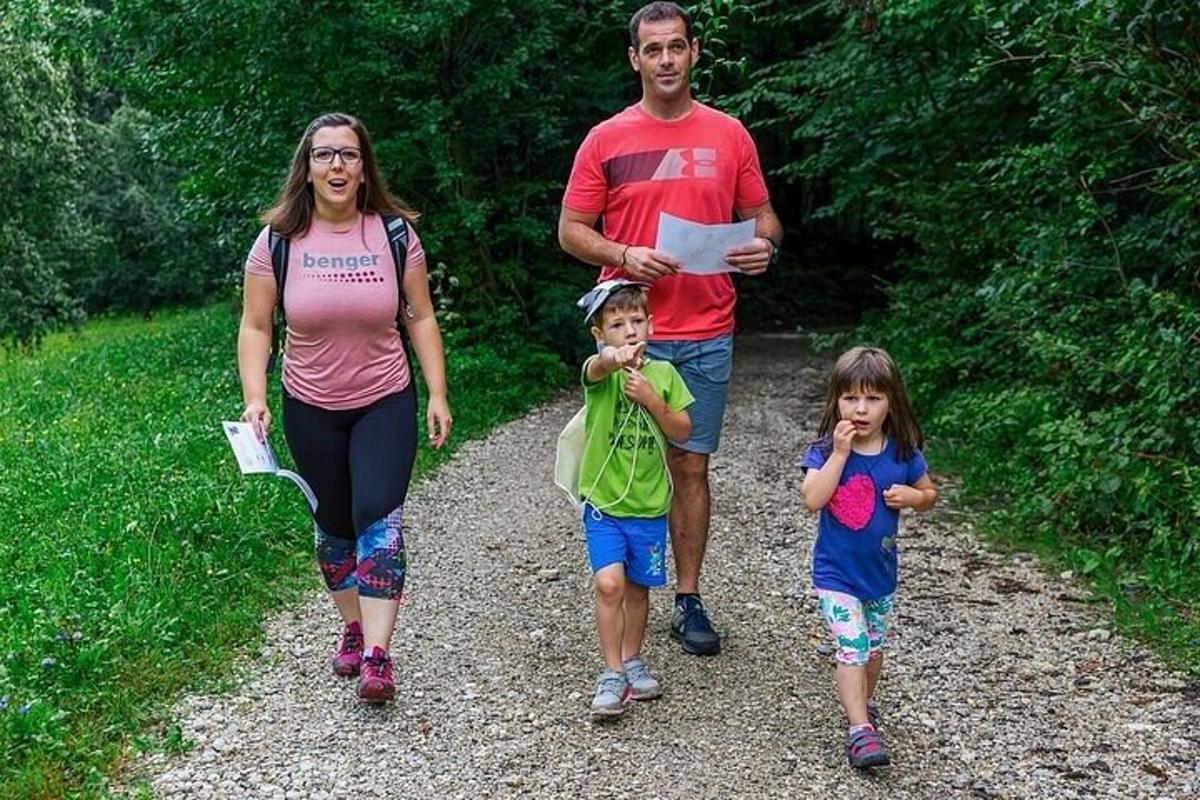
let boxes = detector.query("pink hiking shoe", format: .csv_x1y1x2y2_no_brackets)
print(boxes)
332,621,364,677
846,724,890,768
357,646,395,703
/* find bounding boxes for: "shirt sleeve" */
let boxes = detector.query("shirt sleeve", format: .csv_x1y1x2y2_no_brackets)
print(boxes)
244,226,273,277
733,122,770,211
404,223,427,271
562,127,608,215
581,356,606,390
907,449,929,484
801,444,827,473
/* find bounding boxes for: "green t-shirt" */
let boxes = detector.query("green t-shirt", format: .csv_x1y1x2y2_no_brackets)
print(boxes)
579,357,694,518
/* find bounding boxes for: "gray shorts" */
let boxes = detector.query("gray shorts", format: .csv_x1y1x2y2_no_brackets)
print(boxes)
645,334,733,454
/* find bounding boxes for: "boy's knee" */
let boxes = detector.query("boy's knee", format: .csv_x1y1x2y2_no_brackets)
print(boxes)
593,567,625,602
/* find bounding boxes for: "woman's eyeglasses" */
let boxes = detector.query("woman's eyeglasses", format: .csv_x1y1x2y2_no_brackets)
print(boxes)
310,146,362,165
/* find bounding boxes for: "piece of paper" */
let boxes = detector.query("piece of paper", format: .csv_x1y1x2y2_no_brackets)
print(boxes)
222,422,318,512
223,421,279,473
654,211,756,275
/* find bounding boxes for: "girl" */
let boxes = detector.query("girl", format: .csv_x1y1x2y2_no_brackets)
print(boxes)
801,346,936,768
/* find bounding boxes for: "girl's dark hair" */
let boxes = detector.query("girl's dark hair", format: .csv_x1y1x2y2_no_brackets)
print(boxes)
814,346,924,461
261,112,418,238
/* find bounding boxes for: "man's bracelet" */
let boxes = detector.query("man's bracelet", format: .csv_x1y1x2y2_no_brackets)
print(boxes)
620,244,631,267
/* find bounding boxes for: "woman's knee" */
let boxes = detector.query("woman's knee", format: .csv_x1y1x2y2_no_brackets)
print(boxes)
354,506,407,600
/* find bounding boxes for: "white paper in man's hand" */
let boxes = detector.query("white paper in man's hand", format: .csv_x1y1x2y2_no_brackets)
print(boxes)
654,211,756,275
222,422,318,512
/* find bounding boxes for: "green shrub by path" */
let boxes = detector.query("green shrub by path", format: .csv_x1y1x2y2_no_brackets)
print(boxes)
0,304,566,798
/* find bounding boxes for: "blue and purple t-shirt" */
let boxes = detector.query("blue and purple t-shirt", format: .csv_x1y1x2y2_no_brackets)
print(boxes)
802,438,928,600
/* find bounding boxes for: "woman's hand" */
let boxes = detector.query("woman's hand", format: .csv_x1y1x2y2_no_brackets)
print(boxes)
426,394,452,449
241,400,272,441
832,419,856,456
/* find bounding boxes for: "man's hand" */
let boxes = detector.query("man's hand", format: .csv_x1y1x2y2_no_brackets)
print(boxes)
622,246,680,282
623,367,659,408
832,419,856,456
724,236,774,276
601,341,647,371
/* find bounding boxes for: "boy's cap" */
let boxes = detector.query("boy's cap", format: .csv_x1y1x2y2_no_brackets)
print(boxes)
577,278,650,323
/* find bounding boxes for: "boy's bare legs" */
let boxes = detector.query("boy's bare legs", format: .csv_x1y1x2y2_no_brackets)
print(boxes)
594,564,627,671
622,582,650,660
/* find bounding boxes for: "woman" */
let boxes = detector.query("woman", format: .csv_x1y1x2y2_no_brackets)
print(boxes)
237,112,451,703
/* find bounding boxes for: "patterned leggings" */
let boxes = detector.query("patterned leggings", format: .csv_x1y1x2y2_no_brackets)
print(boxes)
816,590,895,667
283,386,416,600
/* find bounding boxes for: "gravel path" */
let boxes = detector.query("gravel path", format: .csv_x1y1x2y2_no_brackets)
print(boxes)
129,334,1199,799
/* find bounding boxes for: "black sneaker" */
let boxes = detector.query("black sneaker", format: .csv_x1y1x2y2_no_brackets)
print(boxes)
670,595,721,655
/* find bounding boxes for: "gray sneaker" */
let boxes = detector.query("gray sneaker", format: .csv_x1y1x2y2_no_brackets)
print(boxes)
590,669,631,717
622,655,662,700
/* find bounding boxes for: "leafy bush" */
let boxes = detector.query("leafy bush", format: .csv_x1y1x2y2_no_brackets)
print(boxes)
752,0,1200,666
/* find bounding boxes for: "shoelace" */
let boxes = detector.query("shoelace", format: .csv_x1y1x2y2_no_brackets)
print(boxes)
624,658,650,684
340,629,363,654
597,673,626,697
681,599,716,633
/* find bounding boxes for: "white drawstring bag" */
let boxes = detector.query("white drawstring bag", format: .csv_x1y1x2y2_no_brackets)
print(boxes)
553,399,671,512
553,406,587,507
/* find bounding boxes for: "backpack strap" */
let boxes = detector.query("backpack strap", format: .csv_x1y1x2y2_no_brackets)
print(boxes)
381,213,411,323
267,229,289,374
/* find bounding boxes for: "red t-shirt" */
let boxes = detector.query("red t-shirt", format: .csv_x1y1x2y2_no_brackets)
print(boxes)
562,101,770,340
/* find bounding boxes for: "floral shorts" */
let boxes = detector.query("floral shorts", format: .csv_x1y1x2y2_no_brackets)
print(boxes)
816,589,895,666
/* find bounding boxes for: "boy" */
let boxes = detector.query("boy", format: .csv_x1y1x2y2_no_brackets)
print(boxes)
575,279,693,716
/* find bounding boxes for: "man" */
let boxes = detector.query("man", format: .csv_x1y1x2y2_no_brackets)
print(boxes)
558,1,782,656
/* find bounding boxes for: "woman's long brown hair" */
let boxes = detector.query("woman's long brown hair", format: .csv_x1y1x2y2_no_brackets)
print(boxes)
814,346,924,461
261,112,418,237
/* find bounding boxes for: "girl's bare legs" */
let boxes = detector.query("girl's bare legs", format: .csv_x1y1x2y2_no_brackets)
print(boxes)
835,663,871,726
866,651,883,702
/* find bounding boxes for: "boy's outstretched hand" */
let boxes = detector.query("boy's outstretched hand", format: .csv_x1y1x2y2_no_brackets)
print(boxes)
602,341,646,370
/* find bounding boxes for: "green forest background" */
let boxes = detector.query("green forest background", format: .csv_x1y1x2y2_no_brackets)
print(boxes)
1,0,1197,796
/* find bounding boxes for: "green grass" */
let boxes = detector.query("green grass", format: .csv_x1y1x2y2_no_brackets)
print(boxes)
0,303,567,798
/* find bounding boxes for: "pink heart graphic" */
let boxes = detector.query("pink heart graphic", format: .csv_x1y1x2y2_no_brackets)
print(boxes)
828,474,876,531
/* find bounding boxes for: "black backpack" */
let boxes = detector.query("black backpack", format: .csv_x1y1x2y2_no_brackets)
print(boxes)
266,213,412,373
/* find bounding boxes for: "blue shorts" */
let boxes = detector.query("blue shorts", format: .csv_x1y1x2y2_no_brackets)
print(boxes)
645,334,733,454
582,504,668,588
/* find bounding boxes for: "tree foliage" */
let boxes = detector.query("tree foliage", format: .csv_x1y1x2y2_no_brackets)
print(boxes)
745,0,1200,612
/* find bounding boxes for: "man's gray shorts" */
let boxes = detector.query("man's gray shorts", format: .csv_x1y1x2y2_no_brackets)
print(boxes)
645,334,733,455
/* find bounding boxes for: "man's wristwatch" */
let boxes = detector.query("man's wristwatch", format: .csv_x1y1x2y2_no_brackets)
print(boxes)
764,235,781,264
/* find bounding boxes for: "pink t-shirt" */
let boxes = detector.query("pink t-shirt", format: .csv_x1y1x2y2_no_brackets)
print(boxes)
562,102,770,340
245,213,425,410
